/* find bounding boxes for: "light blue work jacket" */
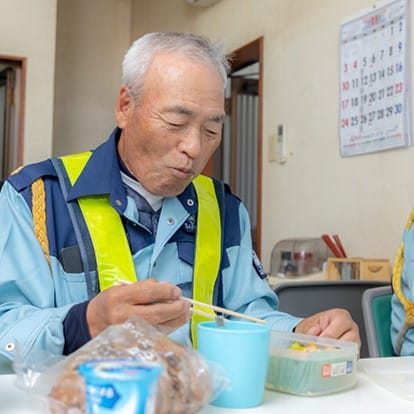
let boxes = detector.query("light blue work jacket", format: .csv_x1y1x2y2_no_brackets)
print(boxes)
0,128,301,372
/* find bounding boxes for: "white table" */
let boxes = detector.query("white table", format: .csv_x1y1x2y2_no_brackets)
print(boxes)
202,359,414,413
2,359,414,413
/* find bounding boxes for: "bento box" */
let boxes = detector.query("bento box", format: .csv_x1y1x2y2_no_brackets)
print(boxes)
266,331,358,396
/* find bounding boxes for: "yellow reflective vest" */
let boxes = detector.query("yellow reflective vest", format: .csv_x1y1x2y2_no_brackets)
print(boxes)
55,152,222,346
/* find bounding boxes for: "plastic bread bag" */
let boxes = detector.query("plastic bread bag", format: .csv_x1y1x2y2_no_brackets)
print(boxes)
13,316,229,414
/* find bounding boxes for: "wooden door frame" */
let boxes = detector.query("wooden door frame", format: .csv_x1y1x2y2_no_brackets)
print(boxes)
0,67,14,178
0,55,26,174
230,37,263,257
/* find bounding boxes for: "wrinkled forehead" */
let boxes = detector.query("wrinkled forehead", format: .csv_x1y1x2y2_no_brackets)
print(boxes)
147,50,226,87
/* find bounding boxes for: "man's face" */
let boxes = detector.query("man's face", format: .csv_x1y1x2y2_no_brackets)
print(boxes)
116,52,226,197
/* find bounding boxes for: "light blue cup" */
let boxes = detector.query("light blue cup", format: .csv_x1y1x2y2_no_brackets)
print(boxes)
198,320,270,408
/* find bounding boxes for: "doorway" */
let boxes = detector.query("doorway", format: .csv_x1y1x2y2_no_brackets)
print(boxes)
0,56,26,181
204,37,263,256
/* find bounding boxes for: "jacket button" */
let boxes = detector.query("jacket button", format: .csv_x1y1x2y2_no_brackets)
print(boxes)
167,217,175,225
115,199,122,206
5,342,14,352
187,199,194,207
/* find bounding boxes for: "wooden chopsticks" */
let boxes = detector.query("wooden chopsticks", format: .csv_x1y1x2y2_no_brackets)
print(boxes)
181,297,267,325
114,279,266,325
189,307,226,326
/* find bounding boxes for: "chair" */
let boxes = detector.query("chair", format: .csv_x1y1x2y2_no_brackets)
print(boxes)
273,280,390,358
362,285,394,357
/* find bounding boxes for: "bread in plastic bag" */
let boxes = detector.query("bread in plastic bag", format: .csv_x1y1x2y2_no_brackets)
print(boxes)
46,317,216,414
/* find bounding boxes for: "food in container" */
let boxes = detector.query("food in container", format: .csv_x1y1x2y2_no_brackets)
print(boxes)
266,331,358,396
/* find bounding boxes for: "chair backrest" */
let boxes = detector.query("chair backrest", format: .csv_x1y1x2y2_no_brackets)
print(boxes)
273,280,390,358
362,285,394,357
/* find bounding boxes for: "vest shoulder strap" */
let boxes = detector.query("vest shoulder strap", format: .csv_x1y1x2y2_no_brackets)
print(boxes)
191,175,223,347
59,152,137,291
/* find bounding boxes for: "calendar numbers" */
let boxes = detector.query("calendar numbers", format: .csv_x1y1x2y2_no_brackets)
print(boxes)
339,0,410,156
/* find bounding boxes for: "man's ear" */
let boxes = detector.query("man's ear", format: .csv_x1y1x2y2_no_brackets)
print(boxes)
115,86,133,128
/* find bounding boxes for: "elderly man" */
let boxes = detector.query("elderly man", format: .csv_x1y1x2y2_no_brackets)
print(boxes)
0,32,359,371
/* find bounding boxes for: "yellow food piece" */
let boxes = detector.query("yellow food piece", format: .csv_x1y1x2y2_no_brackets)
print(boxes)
289,341,307,351
289,341,319,352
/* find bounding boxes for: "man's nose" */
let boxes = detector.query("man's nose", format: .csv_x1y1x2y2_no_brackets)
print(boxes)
178,127,202,158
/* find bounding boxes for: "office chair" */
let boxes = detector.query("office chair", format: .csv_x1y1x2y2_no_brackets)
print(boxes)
273,280,390,358
362,285,394,357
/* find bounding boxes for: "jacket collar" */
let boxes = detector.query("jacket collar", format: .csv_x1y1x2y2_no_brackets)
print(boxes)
66,127,127,213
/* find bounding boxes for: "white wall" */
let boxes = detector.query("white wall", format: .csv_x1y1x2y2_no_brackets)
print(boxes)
0,0,57,163
54,0,414,272
130,0,414,271
52,0,132,156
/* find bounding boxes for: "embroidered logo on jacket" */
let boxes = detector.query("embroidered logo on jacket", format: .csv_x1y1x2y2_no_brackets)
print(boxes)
253,251,267,279
183,215,196,234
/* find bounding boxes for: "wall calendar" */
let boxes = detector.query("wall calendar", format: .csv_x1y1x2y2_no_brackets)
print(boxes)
339,0,411,157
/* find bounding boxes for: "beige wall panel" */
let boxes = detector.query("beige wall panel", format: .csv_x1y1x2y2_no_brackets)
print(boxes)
53,0,132,156
0,0,57,164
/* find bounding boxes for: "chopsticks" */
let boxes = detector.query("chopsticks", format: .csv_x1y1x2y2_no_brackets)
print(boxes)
322,234,347,258
114,279,266,325
181,297,267,325
333,234,347,258
189,307,226,326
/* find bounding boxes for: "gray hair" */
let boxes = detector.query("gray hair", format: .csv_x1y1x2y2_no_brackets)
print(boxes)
122,32,231,103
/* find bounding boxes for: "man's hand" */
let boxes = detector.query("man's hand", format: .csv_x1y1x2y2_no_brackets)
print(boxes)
294,308,361,347
86,278,191,337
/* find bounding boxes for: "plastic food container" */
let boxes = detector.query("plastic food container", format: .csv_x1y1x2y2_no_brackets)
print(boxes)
266,331,358,396
270,238,332,278
78,358,163,414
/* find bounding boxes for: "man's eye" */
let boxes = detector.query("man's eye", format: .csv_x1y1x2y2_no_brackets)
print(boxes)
204,127,221,135
206,130,218,136
168,122,184,128
204,128,220,138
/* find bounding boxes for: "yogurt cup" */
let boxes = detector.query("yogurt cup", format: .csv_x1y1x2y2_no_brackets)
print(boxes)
78,359,163,414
